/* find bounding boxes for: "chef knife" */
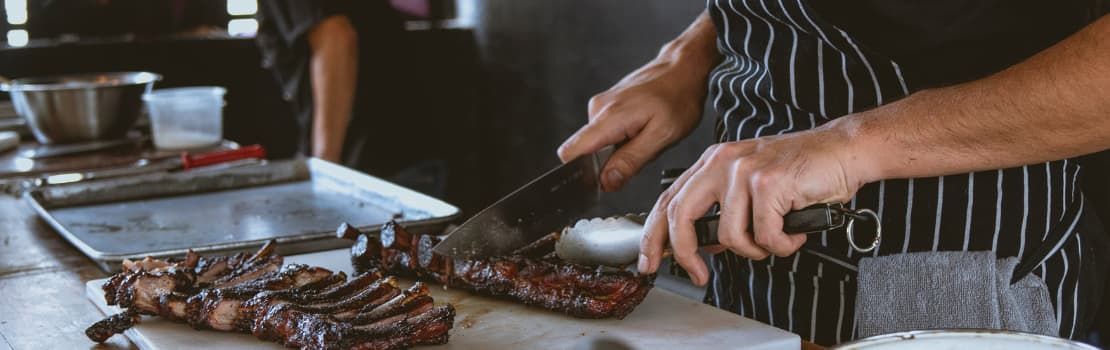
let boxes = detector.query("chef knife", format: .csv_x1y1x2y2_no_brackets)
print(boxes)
432,146,614,259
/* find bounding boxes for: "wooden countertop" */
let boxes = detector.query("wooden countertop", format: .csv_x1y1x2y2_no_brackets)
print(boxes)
0,192,825,350
0,195,133,349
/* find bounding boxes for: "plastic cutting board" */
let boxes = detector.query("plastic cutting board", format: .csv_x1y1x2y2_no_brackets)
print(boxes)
86,249,800,349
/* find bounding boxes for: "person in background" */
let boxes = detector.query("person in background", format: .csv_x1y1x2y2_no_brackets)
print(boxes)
256,0,402,164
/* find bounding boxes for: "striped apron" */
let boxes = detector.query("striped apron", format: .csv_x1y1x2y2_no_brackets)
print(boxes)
701,0,1106,345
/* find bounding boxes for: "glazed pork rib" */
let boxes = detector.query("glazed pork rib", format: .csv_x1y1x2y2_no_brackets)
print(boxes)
345,221,655,319
253,281,455,349
86,242,455,350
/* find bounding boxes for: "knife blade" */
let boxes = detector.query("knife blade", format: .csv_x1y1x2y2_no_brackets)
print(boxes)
433,146,614,259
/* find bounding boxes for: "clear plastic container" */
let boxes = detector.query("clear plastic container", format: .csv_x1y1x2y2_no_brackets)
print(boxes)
143,86,226,150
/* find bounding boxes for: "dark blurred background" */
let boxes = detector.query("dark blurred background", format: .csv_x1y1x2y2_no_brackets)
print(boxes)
0,0,1105,229
0,0,716,218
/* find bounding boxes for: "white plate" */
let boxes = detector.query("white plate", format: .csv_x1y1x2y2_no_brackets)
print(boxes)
833,329,1097,350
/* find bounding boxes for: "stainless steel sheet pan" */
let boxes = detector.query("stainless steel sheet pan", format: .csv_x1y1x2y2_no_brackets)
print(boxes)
25,158,460,271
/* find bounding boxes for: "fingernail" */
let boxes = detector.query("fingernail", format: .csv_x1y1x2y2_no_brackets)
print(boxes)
637,254,650,273
606,169,625,187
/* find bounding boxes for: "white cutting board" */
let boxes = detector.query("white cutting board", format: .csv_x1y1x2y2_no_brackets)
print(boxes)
86,249,800,349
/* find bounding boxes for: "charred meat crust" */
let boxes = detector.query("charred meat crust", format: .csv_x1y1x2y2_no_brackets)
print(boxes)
184,264,333,331
87,242,455,349
351,221,655,319
252,283,455,350
85,310,139,343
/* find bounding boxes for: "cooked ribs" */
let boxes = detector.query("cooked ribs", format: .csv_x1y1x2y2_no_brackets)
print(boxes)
87,242,455,350
347,221,655,319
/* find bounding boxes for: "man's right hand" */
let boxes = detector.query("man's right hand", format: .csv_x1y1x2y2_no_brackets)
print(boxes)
557,12,720,191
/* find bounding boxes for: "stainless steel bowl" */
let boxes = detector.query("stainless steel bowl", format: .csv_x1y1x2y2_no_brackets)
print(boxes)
1,72,161,144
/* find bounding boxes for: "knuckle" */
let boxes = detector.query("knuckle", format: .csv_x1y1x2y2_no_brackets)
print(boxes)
716,231,736,248
658,188,676,204
666,200,682,219
587,94,607,109
697,146,717,164
719,234,737,251
749,170,779,191
753,232,775,249
705,148,727,165
587,96,613,119
706,143,742,165
704,143,721,155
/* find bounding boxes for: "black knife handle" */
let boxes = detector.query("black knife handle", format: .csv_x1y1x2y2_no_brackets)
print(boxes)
693,203,847,247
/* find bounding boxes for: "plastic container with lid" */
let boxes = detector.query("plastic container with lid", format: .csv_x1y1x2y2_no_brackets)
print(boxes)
143,86,225,150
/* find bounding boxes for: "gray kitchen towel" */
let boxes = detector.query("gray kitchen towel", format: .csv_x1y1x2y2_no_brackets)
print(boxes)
856,251,1057,338
997,256,1058,336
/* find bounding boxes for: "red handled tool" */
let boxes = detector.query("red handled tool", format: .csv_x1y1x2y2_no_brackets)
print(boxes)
40,145,268,185
180,144,266,170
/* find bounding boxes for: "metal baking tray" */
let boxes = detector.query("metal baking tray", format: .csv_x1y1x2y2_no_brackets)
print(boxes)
24,158,461,271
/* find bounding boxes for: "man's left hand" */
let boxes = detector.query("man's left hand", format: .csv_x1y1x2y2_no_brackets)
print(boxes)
637,120,872,285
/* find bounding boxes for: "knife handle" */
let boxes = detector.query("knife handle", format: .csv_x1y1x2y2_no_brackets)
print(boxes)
693,203,847,246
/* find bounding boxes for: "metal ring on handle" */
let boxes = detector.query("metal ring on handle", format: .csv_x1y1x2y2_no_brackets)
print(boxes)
846,208,881,253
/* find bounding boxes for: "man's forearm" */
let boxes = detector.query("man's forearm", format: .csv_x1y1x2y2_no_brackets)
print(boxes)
309,16,359,162
843,15,1110,183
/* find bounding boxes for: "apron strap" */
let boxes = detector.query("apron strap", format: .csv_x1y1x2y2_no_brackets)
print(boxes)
1010,197,1083,284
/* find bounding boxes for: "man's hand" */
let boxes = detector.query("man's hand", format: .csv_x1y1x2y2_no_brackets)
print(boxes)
557,12,720,191
631,7,1110,288
557,62,706,191
638,121,869,285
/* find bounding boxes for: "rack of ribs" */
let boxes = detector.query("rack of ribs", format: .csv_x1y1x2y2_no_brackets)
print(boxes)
344,221,655,319
86,241,455,350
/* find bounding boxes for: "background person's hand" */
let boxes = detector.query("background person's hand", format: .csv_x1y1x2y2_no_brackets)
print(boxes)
637,120,872,285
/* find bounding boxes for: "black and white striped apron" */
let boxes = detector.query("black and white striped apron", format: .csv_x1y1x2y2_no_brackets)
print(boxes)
701,0,1106,345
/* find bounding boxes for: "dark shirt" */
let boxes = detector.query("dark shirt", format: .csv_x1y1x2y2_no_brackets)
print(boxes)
255,0,403,154
808,0,1104,88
